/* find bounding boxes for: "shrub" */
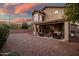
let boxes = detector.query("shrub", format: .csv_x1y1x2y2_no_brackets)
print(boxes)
0,26,9,49
2,24,11,29
21,22,28,29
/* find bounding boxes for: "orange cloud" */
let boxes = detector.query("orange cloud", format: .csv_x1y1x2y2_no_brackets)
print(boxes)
15,3,40,14
0,8,9,15
12,18,32,24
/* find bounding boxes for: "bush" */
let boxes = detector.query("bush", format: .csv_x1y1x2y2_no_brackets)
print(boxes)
21,22,28,29
0,26,9,49
2,24,12,29
10,24,18,29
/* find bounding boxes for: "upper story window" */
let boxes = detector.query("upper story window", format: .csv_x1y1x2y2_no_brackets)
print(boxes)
34,14,39,22
34,13,43,22
54,9,64,15
39,15,43,22
61,9,64,15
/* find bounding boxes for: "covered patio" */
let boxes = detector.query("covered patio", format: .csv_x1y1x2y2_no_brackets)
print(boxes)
33,20,70,41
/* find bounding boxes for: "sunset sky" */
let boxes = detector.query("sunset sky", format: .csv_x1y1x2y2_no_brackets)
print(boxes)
0,3,64,20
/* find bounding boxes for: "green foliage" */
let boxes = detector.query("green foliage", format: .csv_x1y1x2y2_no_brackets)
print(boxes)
2,24,11,29
9,24,18,29
0,26,9,49
28,24,32,30
2,24,18,29
21,22,28,29
64,3,79,23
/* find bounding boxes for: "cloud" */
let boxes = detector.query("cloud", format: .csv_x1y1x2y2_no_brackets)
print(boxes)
15,3,41,14
12,18,32,23
16,13,28,16
4,3,17,7
0,8,9,15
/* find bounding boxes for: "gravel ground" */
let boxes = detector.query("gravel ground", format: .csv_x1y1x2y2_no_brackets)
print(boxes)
0,33,79,56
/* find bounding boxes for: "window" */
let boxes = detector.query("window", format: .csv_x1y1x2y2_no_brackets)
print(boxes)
59,10,64,15
39,15,42,22
34,13,43,22
34,14,39,22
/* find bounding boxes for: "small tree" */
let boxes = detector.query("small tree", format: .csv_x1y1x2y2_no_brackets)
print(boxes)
64,3,79,23
21,22,28,29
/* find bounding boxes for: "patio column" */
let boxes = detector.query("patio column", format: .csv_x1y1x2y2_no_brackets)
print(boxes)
33,24,37,36
64,21,70,42
37,25,40,37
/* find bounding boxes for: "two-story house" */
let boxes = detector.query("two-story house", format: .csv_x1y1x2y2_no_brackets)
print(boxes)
32,6,78,42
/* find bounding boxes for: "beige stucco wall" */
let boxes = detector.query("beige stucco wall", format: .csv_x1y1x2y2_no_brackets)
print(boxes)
43,8,64,21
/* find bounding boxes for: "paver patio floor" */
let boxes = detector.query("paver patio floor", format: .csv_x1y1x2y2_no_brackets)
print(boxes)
0,33,79,56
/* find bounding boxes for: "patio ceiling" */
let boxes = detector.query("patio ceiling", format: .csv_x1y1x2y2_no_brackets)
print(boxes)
34,19,66,25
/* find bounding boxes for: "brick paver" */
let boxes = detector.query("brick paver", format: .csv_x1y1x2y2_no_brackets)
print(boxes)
0,33,79,56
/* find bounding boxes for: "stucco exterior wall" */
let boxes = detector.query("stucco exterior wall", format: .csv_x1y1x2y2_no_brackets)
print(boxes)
43,8,64,21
